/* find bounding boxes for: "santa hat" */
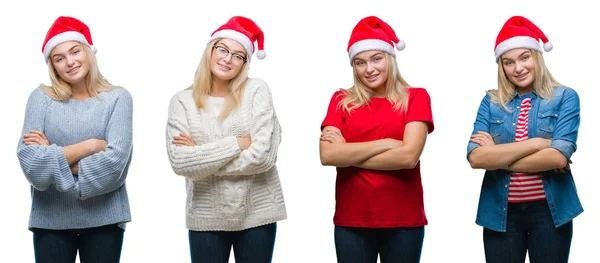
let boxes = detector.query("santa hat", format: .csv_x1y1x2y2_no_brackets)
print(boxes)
208,16,266,60
347,16,405,65
494,16,552,61
42,16,96,63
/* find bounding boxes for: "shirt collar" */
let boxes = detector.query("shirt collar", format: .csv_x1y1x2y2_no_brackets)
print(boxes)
513,88,538,99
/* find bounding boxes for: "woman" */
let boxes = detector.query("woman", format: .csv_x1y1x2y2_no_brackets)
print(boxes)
319,16,434,263
17,16,133,263
166,16,286,263
467,16,582,263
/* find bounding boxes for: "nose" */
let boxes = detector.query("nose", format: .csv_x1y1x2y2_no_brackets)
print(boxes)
222,53,233,63
366,61,376,73
515,61,525,73
66,56,75,67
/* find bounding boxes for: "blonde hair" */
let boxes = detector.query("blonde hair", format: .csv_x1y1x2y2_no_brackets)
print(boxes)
339,52,411,113
488,49,562,110
191,38,249,121
41,42,113,101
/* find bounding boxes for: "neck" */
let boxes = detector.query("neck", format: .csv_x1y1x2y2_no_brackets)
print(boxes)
211,77,229,97
70,82,91,101
517,85,533,96
372,85,387,98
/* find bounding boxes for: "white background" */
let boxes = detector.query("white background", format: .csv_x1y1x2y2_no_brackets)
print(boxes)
1,0,598,262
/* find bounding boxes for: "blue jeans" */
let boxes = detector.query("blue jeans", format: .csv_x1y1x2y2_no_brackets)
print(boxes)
334,226,425,263
189,223,277,263
32,224,124,263
483,200,573,263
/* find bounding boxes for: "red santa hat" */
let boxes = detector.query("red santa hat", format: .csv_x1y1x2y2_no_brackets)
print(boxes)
494,16,553,61
347,16,405,65
42,16,96,63
208,16,266,60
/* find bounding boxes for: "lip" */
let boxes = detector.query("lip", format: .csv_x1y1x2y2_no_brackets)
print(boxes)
217,63,231,71
366,74,379,81
67,66,80,74
515,72,529,81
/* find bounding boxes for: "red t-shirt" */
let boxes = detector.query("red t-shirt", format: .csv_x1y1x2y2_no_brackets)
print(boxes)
321,88,434,228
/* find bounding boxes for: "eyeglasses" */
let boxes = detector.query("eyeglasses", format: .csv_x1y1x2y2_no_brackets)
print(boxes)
212,45,247,64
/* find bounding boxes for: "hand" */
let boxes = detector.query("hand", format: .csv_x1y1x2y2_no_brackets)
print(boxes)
236,137,252,150
23,130,50,145
87,139,108,153
382,138,403,149
70,162,79,175
320,127,346,143
173,133,197,147
470,131,495,146
553,160,572,173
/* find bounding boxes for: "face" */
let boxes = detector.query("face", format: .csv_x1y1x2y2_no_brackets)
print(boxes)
50,41,90,87
353,50,388,92
501,48,536,90
210,38,248,81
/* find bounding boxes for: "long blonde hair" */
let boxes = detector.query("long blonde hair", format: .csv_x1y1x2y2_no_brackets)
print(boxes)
338,52,411,113
41,42,113,101
191,38,249,121
488,49,561,110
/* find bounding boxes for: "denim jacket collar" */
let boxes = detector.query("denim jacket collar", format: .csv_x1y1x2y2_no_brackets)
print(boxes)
512,88,538,99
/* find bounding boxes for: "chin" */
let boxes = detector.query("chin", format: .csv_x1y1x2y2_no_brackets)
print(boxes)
366,83,385,90
215,73,236,81
514,80,534,89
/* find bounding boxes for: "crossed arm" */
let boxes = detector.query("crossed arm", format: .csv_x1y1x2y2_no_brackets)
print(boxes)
319,121,429,171
23,130,107,174
468,132,568,173
467,90,579,173
167,83,280,178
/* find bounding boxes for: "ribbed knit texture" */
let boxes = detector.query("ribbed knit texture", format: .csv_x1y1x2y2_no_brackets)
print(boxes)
17,87,133,230
166,78,286,231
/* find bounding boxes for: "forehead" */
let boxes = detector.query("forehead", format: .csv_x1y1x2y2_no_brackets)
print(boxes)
50,41,81,55
354,50,384,59
501,48,531,59
216,38,246,53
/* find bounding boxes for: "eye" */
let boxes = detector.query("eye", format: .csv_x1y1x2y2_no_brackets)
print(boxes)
55,57,63,63
374,56,382,61
503,61,513,66
522,55,530,60
354,61,365,66
233,54,245,61
216,46,228,53
72,50,80,55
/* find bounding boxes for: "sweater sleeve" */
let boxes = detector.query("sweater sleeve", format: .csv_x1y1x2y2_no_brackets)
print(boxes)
16,88,75,192
166,92,241,179
215,81,282,176
76,88,134,200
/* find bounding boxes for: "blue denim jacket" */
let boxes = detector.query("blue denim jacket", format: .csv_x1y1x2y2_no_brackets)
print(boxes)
467,86,583,232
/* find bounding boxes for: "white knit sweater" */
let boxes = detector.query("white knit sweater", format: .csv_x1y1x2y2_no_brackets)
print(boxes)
166,78,287,231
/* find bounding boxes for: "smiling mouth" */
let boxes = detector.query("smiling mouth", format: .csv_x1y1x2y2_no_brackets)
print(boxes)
218,64,232,71
67,66,80,74
366,75,379,81
515,72,529,80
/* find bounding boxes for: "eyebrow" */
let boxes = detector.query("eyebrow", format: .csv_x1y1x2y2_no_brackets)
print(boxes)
216,42,246,55
51,44,80,58
370,52,384,58
353,52,384,62
502,51,531,61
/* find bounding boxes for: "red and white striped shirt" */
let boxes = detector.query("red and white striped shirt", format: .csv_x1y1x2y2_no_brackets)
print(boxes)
508,97,546,203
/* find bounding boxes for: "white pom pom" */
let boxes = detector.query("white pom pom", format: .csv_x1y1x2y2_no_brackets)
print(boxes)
543,42,553,52
256,50,266,59
396,41,405,51
90,45,97,54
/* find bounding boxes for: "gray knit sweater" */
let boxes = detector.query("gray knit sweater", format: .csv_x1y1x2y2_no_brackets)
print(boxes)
17,87,133,230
